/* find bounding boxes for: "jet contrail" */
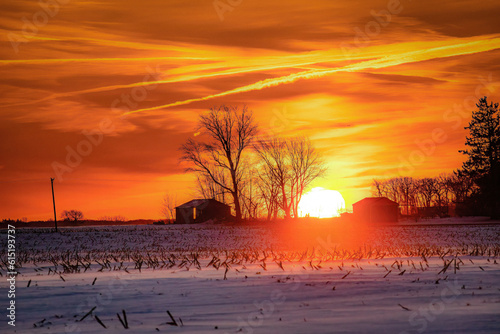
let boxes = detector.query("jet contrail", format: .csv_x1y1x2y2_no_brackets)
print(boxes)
123,37,500,116
3,50,355,108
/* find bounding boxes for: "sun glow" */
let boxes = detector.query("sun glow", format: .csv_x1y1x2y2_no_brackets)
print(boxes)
298,187,346,218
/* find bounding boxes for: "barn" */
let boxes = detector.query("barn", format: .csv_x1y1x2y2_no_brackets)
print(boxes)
352,197,399,223
175,199,231,224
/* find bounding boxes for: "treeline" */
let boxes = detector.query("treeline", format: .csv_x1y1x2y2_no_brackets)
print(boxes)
180,105,326,221
373,97,500,219
372,173,474,217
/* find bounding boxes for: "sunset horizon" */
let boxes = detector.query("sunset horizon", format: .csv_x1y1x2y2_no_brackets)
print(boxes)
1,2,500,332
1,0,500,221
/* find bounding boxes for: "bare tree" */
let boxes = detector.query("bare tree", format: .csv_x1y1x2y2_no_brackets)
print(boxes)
373,177,416,215
161,194,178,222
239,165,262,219
445,171,475,204
255,137,290,217
372,179,385,197
377,178,402,204
99,215,126,222
254,136,325,219
61,210,84,222
180,105,258,221
372,173,478,218
398,177,414,216
196,173,228,204
418,177,438,209
289,138,327,218
435,173,451,207
256,164,281,220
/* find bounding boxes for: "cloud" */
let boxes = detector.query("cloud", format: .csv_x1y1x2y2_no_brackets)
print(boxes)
1,0,500,219
124,36,500,114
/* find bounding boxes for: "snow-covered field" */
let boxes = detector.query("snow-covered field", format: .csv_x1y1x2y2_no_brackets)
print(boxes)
1,221,499,333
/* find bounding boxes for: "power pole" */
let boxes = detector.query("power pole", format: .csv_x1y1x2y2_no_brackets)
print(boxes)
50,178,58,232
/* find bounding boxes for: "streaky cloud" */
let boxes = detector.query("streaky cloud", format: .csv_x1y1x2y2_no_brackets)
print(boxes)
123,36,500,116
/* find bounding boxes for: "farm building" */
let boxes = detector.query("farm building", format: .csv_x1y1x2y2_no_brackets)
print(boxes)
175,199,231,224
352,197,399,223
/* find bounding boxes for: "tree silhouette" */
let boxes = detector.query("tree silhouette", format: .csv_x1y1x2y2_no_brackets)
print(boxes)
254,136,325,219
256,161,280,220
61,210,84,222
180,105,257,221
160,193,178,222
459,96,500,218
371,174,474,218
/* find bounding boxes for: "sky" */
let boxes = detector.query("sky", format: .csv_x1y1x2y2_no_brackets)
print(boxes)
1,0,499,220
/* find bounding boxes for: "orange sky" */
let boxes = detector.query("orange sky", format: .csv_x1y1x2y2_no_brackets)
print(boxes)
1,0,500,220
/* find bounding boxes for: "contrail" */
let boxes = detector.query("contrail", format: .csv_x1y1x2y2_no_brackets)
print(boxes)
3,50,354,108
0,56,210,65
123,37,500,116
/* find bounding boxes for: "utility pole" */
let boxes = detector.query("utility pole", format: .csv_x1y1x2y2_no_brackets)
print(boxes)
50,178,58,232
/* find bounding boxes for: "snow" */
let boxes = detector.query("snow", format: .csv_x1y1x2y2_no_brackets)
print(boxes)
1,221,499,333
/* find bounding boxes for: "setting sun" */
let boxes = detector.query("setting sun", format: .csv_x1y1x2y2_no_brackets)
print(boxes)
2,1,500,332
298,187,346,218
